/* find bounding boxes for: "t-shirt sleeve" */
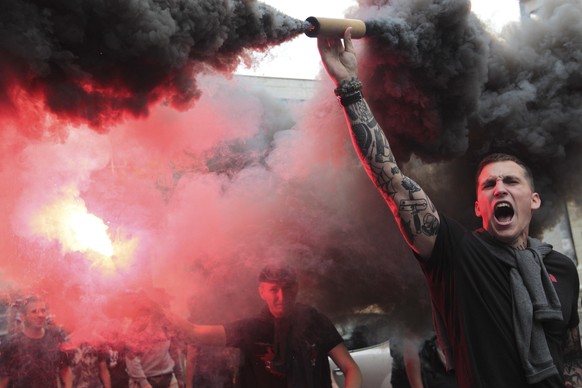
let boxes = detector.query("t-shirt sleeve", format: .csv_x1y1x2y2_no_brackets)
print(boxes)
415,214,466,272
315,313,343,354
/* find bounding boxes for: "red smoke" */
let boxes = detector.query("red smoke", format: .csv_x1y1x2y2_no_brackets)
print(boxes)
0,70,423,347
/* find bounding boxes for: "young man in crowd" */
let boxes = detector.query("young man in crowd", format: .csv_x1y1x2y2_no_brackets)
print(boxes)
316,28,582,387
169,263,362,388
0,296,73,388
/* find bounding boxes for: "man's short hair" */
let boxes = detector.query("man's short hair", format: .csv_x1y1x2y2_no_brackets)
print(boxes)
18,295,44,315
475,153,535,192
258,262,297,287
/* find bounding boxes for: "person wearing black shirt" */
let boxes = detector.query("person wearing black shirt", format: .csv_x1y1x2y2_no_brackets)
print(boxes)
316,28,582,388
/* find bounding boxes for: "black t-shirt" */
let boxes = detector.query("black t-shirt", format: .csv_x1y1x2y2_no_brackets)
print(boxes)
224,304,343,388
419,215,579,388
0,327,71,388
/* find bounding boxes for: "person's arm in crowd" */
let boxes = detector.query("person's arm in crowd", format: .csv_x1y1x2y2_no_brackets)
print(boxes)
98,358,112,388
125,353,153,388
328,343,363,388
169,338,186,388
0,376,9,388
164,312,227,347
562,326,582,387
59,365,73,388
185,345,198,388
317,28,439,260
402,337,424,388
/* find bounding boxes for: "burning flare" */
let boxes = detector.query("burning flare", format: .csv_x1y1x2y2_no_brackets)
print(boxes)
29,184,137,275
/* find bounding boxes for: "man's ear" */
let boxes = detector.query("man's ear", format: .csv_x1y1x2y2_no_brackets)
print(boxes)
258,285,266,302
474,200,481,217
531,192,541,211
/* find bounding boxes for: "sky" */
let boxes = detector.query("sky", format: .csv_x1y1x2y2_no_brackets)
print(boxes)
236,0,522,79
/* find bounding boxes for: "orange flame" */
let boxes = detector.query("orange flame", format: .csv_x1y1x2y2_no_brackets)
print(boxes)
30,184,137,275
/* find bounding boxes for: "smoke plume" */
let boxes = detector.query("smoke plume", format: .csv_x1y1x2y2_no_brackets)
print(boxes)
352,0,582,235
0,0,307,129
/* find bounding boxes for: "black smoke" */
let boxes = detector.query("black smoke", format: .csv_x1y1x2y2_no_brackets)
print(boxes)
351,0,582,235
0,0,308,129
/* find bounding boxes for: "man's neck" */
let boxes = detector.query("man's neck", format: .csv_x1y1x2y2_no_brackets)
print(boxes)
481,228,529,250
23,326,45,339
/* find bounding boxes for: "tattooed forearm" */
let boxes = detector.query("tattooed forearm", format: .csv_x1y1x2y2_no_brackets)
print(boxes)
346,99,375,123
349,102,398,200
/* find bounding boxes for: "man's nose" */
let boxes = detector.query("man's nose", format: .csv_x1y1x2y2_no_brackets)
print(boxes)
494,181,507,196
276,289,284,300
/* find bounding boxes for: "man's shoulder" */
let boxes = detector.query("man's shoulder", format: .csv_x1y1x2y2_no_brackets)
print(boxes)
2,331,28,345
45,326,69,341
545,249,578,271
225,315,264,333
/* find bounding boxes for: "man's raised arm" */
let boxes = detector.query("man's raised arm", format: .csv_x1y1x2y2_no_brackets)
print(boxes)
317,28,439,259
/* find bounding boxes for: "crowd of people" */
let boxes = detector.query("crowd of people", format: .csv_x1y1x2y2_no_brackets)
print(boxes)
0,263,360,388
0,293,186,388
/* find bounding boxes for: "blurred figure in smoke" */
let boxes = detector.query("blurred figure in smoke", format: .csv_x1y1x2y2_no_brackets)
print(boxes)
70,342,112,388
0,295,73,388
124,301,185,388
390,331,457,388
317,28,582,388
168,262,362,388
98,326,130,388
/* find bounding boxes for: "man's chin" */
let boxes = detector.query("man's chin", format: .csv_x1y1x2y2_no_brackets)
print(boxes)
272,308,293,318
489,226,520,244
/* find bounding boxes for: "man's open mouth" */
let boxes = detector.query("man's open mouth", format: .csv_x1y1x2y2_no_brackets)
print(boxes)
494,202,514,223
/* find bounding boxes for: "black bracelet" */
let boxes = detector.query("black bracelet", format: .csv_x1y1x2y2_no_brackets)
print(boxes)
334,77,363,97
339,91,363,107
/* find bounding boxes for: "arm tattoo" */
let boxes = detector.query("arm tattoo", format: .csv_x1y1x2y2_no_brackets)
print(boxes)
349,102,397,200
563,326,582,387
346,99,440,244
346,99,375,123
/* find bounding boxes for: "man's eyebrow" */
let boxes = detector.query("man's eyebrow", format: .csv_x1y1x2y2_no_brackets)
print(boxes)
481,174,521,183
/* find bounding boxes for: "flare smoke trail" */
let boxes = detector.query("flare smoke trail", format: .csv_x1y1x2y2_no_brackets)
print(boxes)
351,0,582,234
0,0,307,129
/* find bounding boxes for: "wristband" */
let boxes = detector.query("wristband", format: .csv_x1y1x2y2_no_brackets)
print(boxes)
334,77,363,97
339,91,363,107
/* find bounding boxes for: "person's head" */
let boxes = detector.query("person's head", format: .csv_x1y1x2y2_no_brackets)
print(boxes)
19,296,48,334
258,263,299,318
474,153,541,247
